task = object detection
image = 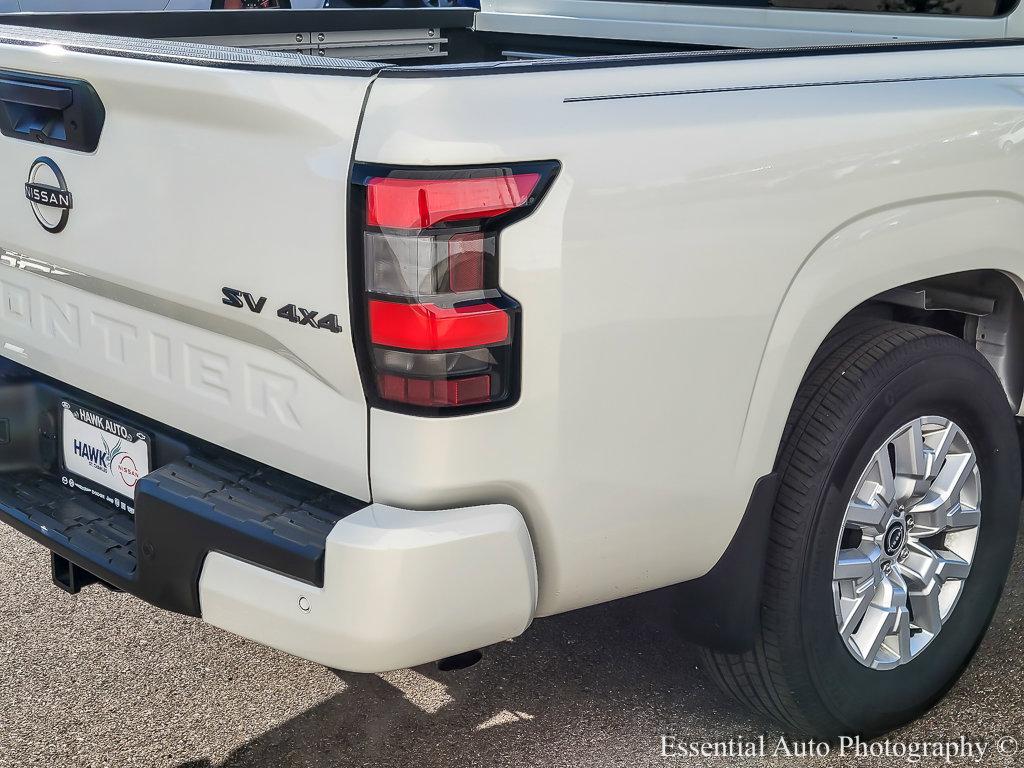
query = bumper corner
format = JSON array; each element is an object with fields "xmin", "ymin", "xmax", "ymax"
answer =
[{"xmin": 198, "ymin": 502, "xmax": 538, "ymax": 673}]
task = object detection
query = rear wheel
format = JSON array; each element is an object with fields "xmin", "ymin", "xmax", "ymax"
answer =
[{"xmin": 702, "ymin": 322, "xmax": 1021, "ymax": 737}]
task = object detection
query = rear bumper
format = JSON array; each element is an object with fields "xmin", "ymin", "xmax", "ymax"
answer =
[
  {"xmin": 200, "ymin": 503, "xmax": 537, "ymax": 673},
  {"xmin": 0, "ymin": 365, "xmax": 538, "ymax": 672}
]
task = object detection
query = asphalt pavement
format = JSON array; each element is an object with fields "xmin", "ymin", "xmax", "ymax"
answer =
[{"xmin": 1, "ymin": 519, "xmax": 1023, "ymax": 768}]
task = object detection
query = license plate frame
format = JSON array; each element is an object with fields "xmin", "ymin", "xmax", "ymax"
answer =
[{"xmin": 59, "ymin": 401, "xmax": 152, "ymax": 513}]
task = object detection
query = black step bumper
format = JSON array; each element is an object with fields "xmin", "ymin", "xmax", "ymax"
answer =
[{"xmin": 0, "ymin": 367, "xmax": 366, "ymax": 616}]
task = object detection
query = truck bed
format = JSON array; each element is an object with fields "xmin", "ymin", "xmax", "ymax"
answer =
[{"xmin": 0, "ymin": 7, "xmax": 718, "ymax": 67}]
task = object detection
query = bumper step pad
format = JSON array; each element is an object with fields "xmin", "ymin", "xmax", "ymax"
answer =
[
  {"xmin": 0, "ymin": 454, "xmax": 365, "ymax": 616},
  {"xmin": 0, "ymin": 472, "xmax": 136, "ymax": 578},
  {"xmin": 152, "ymin": 455, "xmax": 358, "ymax": 559}
]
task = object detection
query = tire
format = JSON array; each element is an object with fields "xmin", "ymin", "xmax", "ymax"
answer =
[{"xmin": 702, "ymin": 321, "xmax": 1022, "ymax": 737}]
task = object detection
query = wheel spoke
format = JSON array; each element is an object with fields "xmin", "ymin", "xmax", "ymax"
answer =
[
  {"xmin": 839, "ymin": 586, "xmax": 875, "ymax": 640},
  {"xmin": 845, "ymin": 498, "xmax": 888, "ymax": 533},
  {"xmin": 852, "ymin": 573, "xmax": 907, "ymax": 664},
  {"xmin": 939, "ymin": 451, "xmax": 976, "ymax": 497},
  {"xmin": 834, "ymin": 548, "xmax": 878, "ymax": 581},
  {"xmin": 908, "ymin": 581, "xmax": 943, "ymax": 634},
  {"xmin": 892, "ymin": 418, "xmax": 927, "ymax": 480},
  {"xmin": 910, "ymin": 451, "xmax": 977, "ymax": 533},
  {"xmin": 873, "ymin": 446, "xmax": 897, "ymax": 506},
  {"xmin": 900, "ymin": 541, "xmax": 970, "ymax": 635},
  {"xmin": 925, "ymin": 422, "xmax": 957, "ymax": 479},
  {"xmin": 945, "ymin": 503, "xmax": 981, "ymax": 533},
  {"xmin": 850, "ymin": 445, "xmax": 896, "ymax": 520},
  {"xmin": 856, "ymin": 606, "xmax": 897, "ymax": 663},
  {"xmin": 900, "ymin": 540, "xmax": 940, "ymax": 587},
  {"xmin": 903, "ymin": 541, "xmax": 971, "ymax": 583},
  {"xmin": 912, "ymin": 497, "xmax": 978, "ymax": 535},
  {"xmin": 836, "ymin": 549, "xmax": 885, "ymax": 639},
  {"xmin": 894, "ymin": 604, "xmax": 913, "ymax": 659},
  {"xmin": 933, "ymin": 549, "xmax": 971, "ymax": 581}
]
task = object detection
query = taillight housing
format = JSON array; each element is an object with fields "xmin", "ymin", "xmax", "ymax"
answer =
[{"xmin": 351, "ymin": 162, "xmax": 559, "ymax": 415}]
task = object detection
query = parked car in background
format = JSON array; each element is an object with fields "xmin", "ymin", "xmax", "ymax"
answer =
[
  {"xmin": 0, "ymin": 1, "xmax": 468, "ymax": 10},
  {"xmin": 0, "ymin": 2, "xmax": 327, "ymax": 10}
]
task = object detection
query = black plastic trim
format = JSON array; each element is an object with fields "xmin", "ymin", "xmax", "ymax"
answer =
[
  {"xmin": 0, "ymin": 363, "xmax": 367, "ymax": 617},
  {"xmin": 671, "ymin": 472, "xmax": 779, "ymax": 652},
  {"xmin": 0, "ymin": 473, "xmax": 140, "ymax": 584},
  {"xmin": 0, "ymin": 70, "xmax": 105, "ymax": 153},
  {"xmin": 134, "ymin": 455, "xmax": 364, "ymax": 615}
]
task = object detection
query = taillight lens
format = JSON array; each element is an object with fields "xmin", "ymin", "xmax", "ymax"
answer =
[
  {"xmin": 351, "ymin": 163, "xmax": 559, "ymax": 414},
  {"xmin": 367, "ymin": 174, "xmax": 542, "ymax": 229}
]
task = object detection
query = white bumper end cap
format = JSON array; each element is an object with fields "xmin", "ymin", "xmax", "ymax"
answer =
[{"xmin": 198, "ymin": 502, "xmax": 537, "ymax": 673}]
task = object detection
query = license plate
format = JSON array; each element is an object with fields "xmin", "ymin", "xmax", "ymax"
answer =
[{"xmin": 61, "ymin": 402, "xmax": 151, "ymax": 511}]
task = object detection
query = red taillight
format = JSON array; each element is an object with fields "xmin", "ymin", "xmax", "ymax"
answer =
[
  {"xmin": 377, "ymin": 373, "xmax": 492, "ymax": 407},
  {"xmin": 354, "ymin": 162, "xmax": 558, "ymax": 413},
  {"xmin": 369, "ymin": 301, "xmax": 510, "ymax": 351},
  {"xmin": 367, "ymin": 174, "xmax": 541, "ymax": 230}
]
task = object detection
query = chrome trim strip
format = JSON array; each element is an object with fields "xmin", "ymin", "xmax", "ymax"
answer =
[{"xmin": 564, "ymin": 71, "xmax": 1023, "ymax": 103}]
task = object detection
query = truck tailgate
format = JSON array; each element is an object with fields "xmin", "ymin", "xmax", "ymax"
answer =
[{"xmin": 0, "ymin": 26, "xmax": 374, "ymax": 500}]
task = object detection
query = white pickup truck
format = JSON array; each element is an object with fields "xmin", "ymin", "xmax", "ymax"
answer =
[{"xmin": 1, "ymin": 0, "xmax": 1023, "ymax": 739}]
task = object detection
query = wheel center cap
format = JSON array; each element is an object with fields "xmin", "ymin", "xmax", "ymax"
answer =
[{"xmin": 883, "ymin": 520, "xmax": 907, "ymax": 557}]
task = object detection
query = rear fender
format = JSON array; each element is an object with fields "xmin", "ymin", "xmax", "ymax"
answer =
[{"xmin": 737, "ymin": 193, "xmax": 1024, "ymax": 483}]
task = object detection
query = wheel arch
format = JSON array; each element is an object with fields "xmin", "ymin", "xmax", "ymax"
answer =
[{"xmin": 736, "ymin": 194, "xmax": 1024, "ymax": 485}]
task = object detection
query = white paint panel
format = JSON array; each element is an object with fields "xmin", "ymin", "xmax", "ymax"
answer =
[
  {"xmin": 360, "ymin": 46, "xmax": 1024, "ymax": 615},
  {"xmin": 0, "ymin": 39, "xmax": 373, "ymax": 499}
]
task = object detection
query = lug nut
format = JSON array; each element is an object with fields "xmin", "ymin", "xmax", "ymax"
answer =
[
  {"xmin": 882, "ymin": 561, "xmax": 893, "ymax": 574},
  {"xmin": 905, "ymin": 515, "xmax": 915, "ymax": 529},
  {"xmin": 899, "ymin": 547, "xmax": 910, "ymax": 561}
]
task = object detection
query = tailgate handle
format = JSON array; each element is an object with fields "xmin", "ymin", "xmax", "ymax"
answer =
[
  {"xmin": 0, "ymin": 71, "xmax": 105, "ymax": 153},
  {"xmin": 0, "ymin": 79, "xmax": 73, "ymax": 111}
]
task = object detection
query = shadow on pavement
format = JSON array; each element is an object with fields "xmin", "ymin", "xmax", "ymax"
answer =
[
  {"xmin": 198, "ymin": 587, "xmax": 759, "ymax": 768},
  {"xmin": 175, "ymin": 522, "xmax": 1024, "ymax": 768}
]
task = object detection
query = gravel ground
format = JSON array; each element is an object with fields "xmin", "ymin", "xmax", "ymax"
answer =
[{"xmin": 1, "ymin": 520, "xmax": 1022, "ymax": 768}]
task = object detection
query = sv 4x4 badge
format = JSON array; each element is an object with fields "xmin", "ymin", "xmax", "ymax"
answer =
[{"xmin": 222, "ymin": 287, "xmax": 343, "ymax": 334}]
